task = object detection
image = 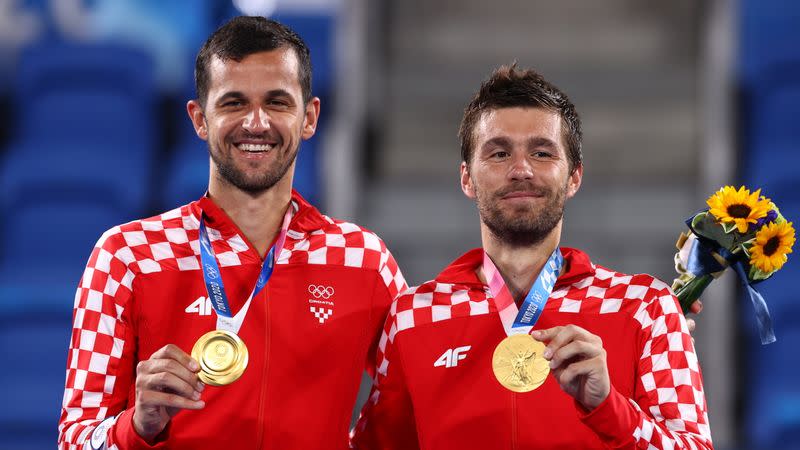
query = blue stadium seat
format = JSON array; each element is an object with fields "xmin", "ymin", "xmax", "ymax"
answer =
[
  {"xmin": 745, "ymin": 322, "xmax": 800, "ymax": 450},
  {"xmin": 0, "ymin": 184, "xmax": 129, "ymax": 310},
  {"xmin": 0, "ymin": 41, "xmax": 160, "ymax": 310},
  {"xmin": 7, "ymin": 41, "xmax": 158, "ymax": 212},
  {"xmin": 739, "ymin": 0, "xmax": 800, "ymax": 86},
  {"xmin": 272, "ymin": 12, "xmax": 335, "ymax": 99},
  {"xmin": 0, "ymin": 308, "xmax": 73, "ymax": 450},
  {"xmin": 742, "ymin": 65, "xmax": 800, "ymax": 187}
]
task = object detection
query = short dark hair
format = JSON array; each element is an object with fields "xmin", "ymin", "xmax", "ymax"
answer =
[
  {"xmin": 195, "ymin": 16, "xmax": 312, "ymax": 107},
  {"xmin": 458, "ymin": 64, "xmax": 582, "ymax": 173}
]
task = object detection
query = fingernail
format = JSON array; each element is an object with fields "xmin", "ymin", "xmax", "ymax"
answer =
[
  {"xmin": 543, "ymin": 348, "xmax": 553, "ymax": 359},
  {"xmin": 192, "ymin": 391, "xmax": 201, "ymax": 400},
  {"xmin": 198, "ymin": 401, "xmax": 206, "ymax": 408},
  {"xmin": 197, "ymin": 382, "xmax": 205, "ymax": 392},
  {"xmin": 189, "ymin": 360, "xmax": 199, "ymax": 371},
  {"xmin": 532, "ymin": 330, "xmax": 542, "ymax": 338}
]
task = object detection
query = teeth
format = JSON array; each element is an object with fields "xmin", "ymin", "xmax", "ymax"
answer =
[{"xmin": 237, "ymin": 143, "xmax": 274, "ymax": 152}]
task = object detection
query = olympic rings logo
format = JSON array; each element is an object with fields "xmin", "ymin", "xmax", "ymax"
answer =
[
  {"xmin": 204, "ymin": 264, "xmax": 219, "ymax": 280},
  {"xmin": 308, "ymin": 284, "xmax": 335, "ymax": 299}
]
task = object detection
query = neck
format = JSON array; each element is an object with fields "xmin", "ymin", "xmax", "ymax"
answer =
[
  {"xmin": 480, "ymin": 222, "xmax": 562, "ymax": 304},
  {"xmin": 207, "ymin": 174, "xmax": 293, "ymax": 259}
]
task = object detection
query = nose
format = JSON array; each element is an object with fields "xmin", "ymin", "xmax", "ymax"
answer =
[
  {"xmin": 508, "ymin": 152, "xmax": 534, "ymax": 180},
  {"xmin": 242, "ymin": 106, "xmax": 270, "ymax": 133}
]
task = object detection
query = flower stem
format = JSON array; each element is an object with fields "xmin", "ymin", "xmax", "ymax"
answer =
[{"xmin": 675, "ymin": 274, "xmax": 714, "ymax": 314}]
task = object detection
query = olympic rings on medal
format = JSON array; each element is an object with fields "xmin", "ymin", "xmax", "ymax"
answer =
[{"xmin": 308, "ymin": 285, "xmax": 335, "ymax": 299}]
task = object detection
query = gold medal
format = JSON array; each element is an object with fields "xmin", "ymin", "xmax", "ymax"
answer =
[
  {"xmin": 191, "ymin": 330, "xmax": 249, "ymax": 386},
  {"xmin": 492, "ymin": 334, "xmax": 549, "ymax": 393}
]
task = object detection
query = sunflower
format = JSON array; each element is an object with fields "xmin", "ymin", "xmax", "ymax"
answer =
[
  {"xmin": 707, "ymin": 186, "xmax": 772, "ymax": 233},
  {"xmin": 749, "ymin": 221, "xmax": 796, "ymax": 273}
]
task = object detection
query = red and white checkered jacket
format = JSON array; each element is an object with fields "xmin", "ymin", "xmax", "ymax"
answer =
[
  {"xmin": 58, "ymin": 190, "xmax": 406, "ymax": 450},
  {"xmin": 352, "ymin": 247, "xmax": 713, "ymax": 450}
]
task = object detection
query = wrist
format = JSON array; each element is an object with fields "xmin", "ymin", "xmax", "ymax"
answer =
[
  {"xmin": 580, "ymin": 384, "xmax": 611, "ymax": 411},
  {"xmin": 133, "ymin": 415, "xmax": 167, "ymax": 445}
]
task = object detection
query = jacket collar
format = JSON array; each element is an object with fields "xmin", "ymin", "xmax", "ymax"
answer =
[
  {"xmin": 190, "ymin": 189, "xmax": 330, "ymax": 239},
  {"xmin": 435, "ymin": 246, "xmax": 595, "ymax": 288}
]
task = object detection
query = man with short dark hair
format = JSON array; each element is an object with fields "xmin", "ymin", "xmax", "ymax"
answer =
[
  {"xmin": 58, "ymin": 16, "xmax": 406, "ymax": 449},
  {"xmin": 351, "ymin": 65, "xmax": 712, "ymax": 449}
]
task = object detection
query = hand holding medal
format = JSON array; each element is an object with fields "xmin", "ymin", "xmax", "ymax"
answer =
[
  {"xmin": 133, "ymin": 344, "xmax": 206, "ymax": 443},
  {"xmin": 533, "ymin": 326, "xmax": 611, "ymax": 411}
]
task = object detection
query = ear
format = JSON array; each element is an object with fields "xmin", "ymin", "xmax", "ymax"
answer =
[
  {"xmin": 565, "ymin": 163, "xmax": 583, "ymax": 199},
  {"xmin": 187, "ymin": 100, "xmax": 208, "ymax": 140},
  {"xmin": 460, "ymin": 161, "xmax": 476, "ymax": 199},
  {"xmin": 301, "ymin": 97, "xmax": 321, "ymax": 140}
]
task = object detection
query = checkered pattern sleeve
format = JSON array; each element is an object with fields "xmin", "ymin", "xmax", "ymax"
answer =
[
  {"xmin": 579, "ymin": 279, "xmax": 713, "ymax": 449},
  {"xmin": 351, "ymin": 289, "xmax": 420, "ymax": 450},
  {"xmin": 364, "ymin": 242, "xmax": 408, "ymax": 380},
  {"xmin": 58, "ymin": 228, "xmax": 139, "ymax": 450}
]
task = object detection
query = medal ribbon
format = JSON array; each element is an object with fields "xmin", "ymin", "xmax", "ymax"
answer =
[
  {"xmin": 483, "ymin": 248, "xmax": 563, "ymax": 336},
  {"xmin": 199, "ymin": 205, "xmax": 293, "ymax": 334}
]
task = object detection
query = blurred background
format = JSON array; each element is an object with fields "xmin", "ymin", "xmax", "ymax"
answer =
[{"xmin": 0, "ymin": 0, "xmax": 797, "ymax": 448}]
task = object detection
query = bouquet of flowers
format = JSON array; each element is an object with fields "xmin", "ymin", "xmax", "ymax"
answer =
[{"xmin": 672, "ymin": 186, "xmax": 795, "ymax": 344}]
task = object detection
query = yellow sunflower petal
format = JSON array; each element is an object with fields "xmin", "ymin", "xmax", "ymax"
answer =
[
  {"xmin": 707, "ymin": 185, "xmax": 772, "ymax": 232},
  {"xmin": 750, "ymin": 221, "xmax": 795, "ymax": 273}
]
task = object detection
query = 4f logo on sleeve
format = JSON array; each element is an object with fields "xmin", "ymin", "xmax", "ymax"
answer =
[
  {"xmin": 185, "ymin": 296, "xmax": 212, "ymax": 316},
  {"xmin": 434, "ymin": 346, "xmax": 472, "ymax": 368}
]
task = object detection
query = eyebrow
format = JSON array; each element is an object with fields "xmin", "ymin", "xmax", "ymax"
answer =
[
  {"xmin": 526, "ymin": 137, "xmax": 558, "ymax": 150},
  {"xmin": 480, "ymin": 136, "xmax": 558, "ymax": 152},
  {"xmin": 215, "ymin": 89, "xmax": 296, "ymax": 105},
  {"xmin": 481, "ymin": 136, "xmax": 513, "ymax": 151}
]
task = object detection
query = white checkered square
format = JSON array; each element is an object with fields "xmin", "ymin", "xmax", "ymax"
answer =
[
  {"xmin": 396, "ymin": 309, "xmax": 415, "ymax": 332},
  {"xmin": 177, "ymin": 256, "xmax": 200, "ymax": 271},
  {"xmin": 345, "ymin": 247, "xmax": 365, "ymax": 267},
  {"xmin": 625, "ymin": 283, "xmax": 650, "ymax": 300},
  {"xmin": 431, "ymin": 305, "xmax": 452, "ymax": 322},
  {"xmin": 149, "ymin": 242, "xmax": 174, "ymax": 261},
  {"xmin": 215, "ymin": 251, "xmax": 241, "ymax": 267},
  {"xmin": 137, "ymin": 258, "xmax": 161, "ymax": 274},
  {"xmin": 326, "ymin": 233, "xmax": 346, "ymax": 247},
  {"xmin": 310, "ymin": 307, "xmax": 333, "ymax": 323},
  {"xmin": 165, "ymin": 227, "xmax": 189, "ymax": 244},
  {"xmin": 599, "ymin": 297, "xmax": 622, "ymax": 313},
  {"xmin": 587, "ymin": 285, "xmax": 606, "ymax": 298},
  {"xmin": 559, "ymin": 298, "xmax": 582, "ymax": 313}
]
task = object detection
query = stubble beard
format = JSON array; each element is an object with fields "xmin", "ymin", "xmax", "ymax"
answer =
[
  {"xmin": 208, "ymin": 137, "xmax": 298, "ymax": 195},
  {"xmin": 475, "ymin": 179, "xmax": 568, "ymax": 247}
]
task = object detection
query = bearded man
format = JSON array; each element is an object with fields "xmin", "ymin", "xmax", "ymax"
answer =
[{"xmin": 352, "ymin": 65, "xmax": 712, "ymax": 450}]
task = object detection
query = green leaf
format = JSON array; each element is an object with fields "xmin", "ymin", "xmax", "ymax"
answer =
[
  {"xmin": 748, "ymin": 265, "xmax": 773, "ymax": 281},
  {"xmin": 721, "ymin": 221, "xmax": 738, "ymax": 234},
  {"xmin": 691, "ymin": 212, "xmax": 735, "ymax": 249}
]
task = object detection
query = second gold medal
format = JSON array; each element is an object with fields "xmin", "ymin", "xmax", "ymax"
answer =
[{"xmin": 191, "ymin": 330, "xmax": 249, "ymax": 386}]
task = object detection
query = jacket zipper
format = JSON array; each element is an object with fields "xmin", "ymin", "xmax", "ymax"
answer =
[
  {"xmin": 511, "ymin": 393, "xmax": 518, "ymax": 450},
  {"xmin": 255, "ymin": 293, "xmax": 271, "ymax": 449}
]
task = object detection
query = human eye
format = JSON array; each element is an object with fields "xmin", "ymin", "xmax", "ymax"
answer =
[
  {"xmin": 531, "ymin": 150, "xmax": 555, "ymax": 159},
  {"xmin": 221, "ymin": 99, "xmax": 243, "ymax": 108},
  {"xmin": 267, "ymin": 98, "xmax": 291, "ymax": 108}
]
